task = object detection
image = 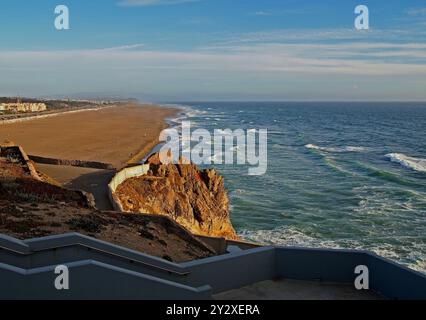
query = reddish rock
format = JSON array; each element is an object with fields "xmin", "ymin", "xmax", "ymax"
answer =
[{"xmin": 115, "ymin": 153, "xmax": 238, "ymax": 240}]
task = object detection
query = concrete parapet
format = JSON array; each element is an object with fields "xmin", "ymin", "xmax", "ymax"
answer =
[
  {"xmin": 29, "ymin": 155, "xmax": 114, "ymax": 170},
  {"xmin": 0, "ymin": 232, "xmax": 425, "ymax": 299},
  {"xmin": 0, "ymin": 145, "xmax": 96, "ymax": 209},
  {"xmin": 108, "ymin": 164, "xmax": 150, "ymax": 211},
  {"xmin": 0, "ymin": 145, "xmax": 42, "ymax": 181},
  {"xmin": 195, "ymin": 235, "xmax": 261, "ymax": 254}
]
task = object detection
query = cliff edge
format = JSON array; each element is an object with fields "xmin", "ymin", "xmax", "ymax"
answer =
[
  {"xmin": 115, "ymin": 153, "xmax": 238, "ymax": 240},
  {"xmin": 0, "ymin": 143, "xmax": 216, "ymax": 262}
]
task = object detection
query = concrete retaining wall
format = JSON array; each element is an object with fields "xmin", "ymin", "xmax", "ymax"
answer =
[
  {"xmin": 195, "ymin": 235, "xmax": 261, "ymax": 254},
  {"xmin": 0, "ymin": 232, "xmax": 425, "ymax": 299},
  {"xmin": 0, "ymin": 261, "xmax": 211, "ymax": 300},
  {"xmin": 0, "ymin": 145, "xmax": 41, "ymax": 181},
  {"xmin": 0, "ymin": 233, "xmax": 188, "ymax": 278},
  {"xmin": 29, "ymin": 155, "xmax": 114, "ymax": 170},
  {"xmin": 108, "ymin": 164, "xmax": 150, "ymax": 212},
  {"xmin": 0, "ymin": 145, "xmax": 96, "ymax": 209},
  {"xmin": 183, "ymin": 247, "xmax": 277, "ymax": 293}
]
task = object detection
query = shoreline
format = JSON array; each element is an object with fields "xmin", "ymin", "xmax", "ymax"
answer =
[
  {"xmin": 130, "ymin": 103, "xmax": 189, "ymax": 164},
  {"xmin": 120, "ymin": 103, "xmax": 182, "ymax": 167},
  {"xmin": 0, "ymin": 103, "xmax": 179, "ymax": 210},
  {"xmin": 0, "ymin": 103, "xmax": 179, "ymax": 170},
  {"xmin": 125, "ymin": 114, "xmax": 173, "ymax": 166}
]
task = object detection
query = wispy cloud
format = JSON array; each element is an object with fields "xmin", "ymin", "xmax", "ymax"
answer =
[
  {"xmin": 118, "ymin": 0, "xmax": 199, "ymax": 6},
  {"xmin": 2, "ymin": 44, "xmax": 425, "ymax": 100},
  {"xmin": 219, "ymin": 28, "xmax": 426, "ymax": 45},
  {"xmin": 406, "ymin": 7, "xmax": 426, "ymax": 16},
  {"xmin": 96, "ymin": 44, "xmax": 145, "ymax": 51},
  {"xmin": 2, "ymin": 41, "xmax": 426, "ymax": 77},
  {"xmin": 250, "ymin": 9, "xmax": 309, "ymax": 17}
]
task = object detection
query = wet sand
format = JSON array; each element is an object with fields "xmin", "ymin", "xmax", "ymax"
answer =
[{"xmin": 0, "ymin": 104, "xmax": 177, "ymax": 169}]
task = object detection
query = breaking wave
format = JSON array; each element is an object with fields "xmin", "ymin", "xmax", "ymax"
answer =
[
  {"xmin": 385, "ymin": 153, "xmax": 426, "ymax": 173},
  {"xmin": 240, "ymin": 226, "xmax": 340, "ymax": 248},
  {"xmin": 305, "ymin": 144, "xmax": 367, "ymax": 153}
]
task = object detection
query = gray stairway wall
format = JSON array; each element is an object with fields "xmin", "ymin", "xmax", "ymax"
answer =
[
  {"xmin": 183, "ymin": 247, "xmax": 277, "ymax": 293},
  {"xmin": 1, "ymin": 233, "xmax": 425, "ymax": 299},
  {"xmin": 0, "ymin": 233, "xmax": 190, "ymax": 284},
  {"xmin": 0, "ymin": 260, "xmax": 211, "ymax": 300}
]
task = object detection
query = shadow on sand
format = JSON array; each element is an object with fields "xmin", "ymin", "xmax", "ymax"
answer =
[{"xmin": 65, "ymin": 169, "xmax": 116, "ymax": 211}]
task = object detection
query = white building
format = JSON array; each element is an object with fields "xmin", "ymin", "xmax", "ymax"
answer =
[{"xmin": 0, "ymin": 102, "xmax": 47, "ymax": 113}]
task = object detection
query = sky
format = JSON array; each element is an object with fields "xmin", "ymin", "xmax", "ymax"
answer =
[{"xmin": 0, "ymin": 0, "xmax": 426, "ymax": 101}]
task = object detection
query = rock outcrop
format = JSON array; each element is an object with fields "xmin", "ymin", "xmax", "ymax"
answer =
[
  {"xmin": 115, "ymin": 153, "xmax": 238, "ymax": 240},
  {"xmin": 0, "ymin": 146, "xmax": 216, "ymax": 262}
]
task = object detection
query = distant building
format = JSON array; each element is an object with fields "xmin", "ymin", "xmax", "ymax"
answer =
[{"xmin": 0, "ymin": 102, "xmax": 47, "ymax": 113}]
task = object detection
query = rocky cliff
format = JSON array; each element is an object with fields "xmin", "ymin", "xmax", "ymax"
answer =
[
  {"xmin": 0, "ymin": 144, "xmax": 216, "ymax": 262},
  {"xmin": 115, "ymin": 153, "xmax": 238, "ymax": 240}
]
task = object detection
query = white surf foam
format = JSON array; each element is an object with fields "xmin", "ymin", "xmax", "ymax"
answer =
[
  {"xmin": 162, "ymin": 103, "xmax": 207, "ymax": 124},
  {"xmin": 239, "ymin": 226, "xmax": 341, "ymax": 248},
  {"xmin": 239, "ymin": 226, "xmax": 426, "ymax": 274},
  {"xmin": 385, "ymin": 153, "xmax": 426, "ymax": 173},
  {"xmin": 305, "ymin": 144, "xmax": 367, "ymax": 153}
]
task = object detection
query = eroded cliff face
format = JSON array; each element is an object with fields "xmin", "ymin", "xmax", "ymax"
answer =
[
  {"xmin": 0, "ymin": 145, "xmax": 216, "ymax": 262},
  {"xmin": 115, "ymin": 153, "xmax": 238, "ymax": 240}
]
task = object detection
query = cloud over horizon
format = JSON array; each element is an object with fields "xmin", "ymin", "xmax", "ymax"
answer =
[
  {"xmin": 118, "ymin": 0, "xmax": 199, "ymax": 6},
  {"xmin": 1, "ymin": 0, "xmax": 426, "ymax": 100},
  {"xmin": 2, "ymin": 38, "xmax": 426, "ymax": 100}
]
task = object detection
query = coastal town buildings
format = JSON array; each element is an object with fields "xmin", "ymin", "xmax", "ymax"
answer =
[{"xmin": 0, "ymin": 101, "xmax": 47, "ymax": 113}]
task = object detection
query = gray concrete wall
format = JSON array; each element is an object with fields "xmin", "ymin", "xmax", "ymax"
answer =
[
  {"xmin": 275, "ymin": 247, "xmax": 426, "ymax": 299},
  {"xmin": 0, "ymin": 261, "xmax": 211, "ymax": 300},
  {"xmin": 275, "ymin": 247, "xmax": 369, "ymax": 282},
  {"xmin": 107, "ymin": 164, "xmax": 150, "ymax": 211},
  {"xmin": 0, "ymin": 145, "xmax": 42, "ymax": 181},
  {"xmin": 366, "ymin": 253, "xmax": 426, "ymax": 300},
  {"xmin": 29, "ymin": 155, "xmax": 114, "ymax": 170},
  {"xmin": 1, "ymin": 232, "xmax": 425, "ymax": 299},
  {"xmin": 195, "ymin": 235, "xmax": 261, "ymax": 254},
  {"xmin": 183, "ymin": 247, "xmax": 277, "ymax": 293},
  {"xmin": 1, "ymin": 233, "xmax": 186, "ymax": 275}
]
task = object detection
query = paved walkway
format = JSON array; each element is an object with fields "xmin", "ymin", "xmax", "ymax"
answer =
[
  {"xmin": 35, "ymin": 163, "xmax": 115, "ymax": 211},
  {"xmin": 214, "ymin": 279, "xmax": 383, "ymax": 300}
]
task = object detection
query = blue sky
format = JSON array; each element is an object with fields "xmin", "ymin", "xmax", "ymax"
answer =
[{"xmin": 1, "ymin": 0, "xmax": 426, "ymax": 101}]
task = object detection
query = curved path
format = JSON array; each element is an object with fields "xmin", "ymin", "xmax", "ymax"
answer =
[{"xmin": 35, "ymin": 163, "xmax": 115, "ymax": 211}]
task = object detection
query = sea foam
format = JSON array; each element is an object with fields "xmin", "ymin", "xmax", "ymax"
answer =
[
  {"xmin": 239, "ymin": 226, "xmax": 426, "ymax": 273},
  {"xmin": 385, "ymin": 153, "xmax": 426, "ymax": 173},
  {"xmin": 305, "ymin": 144, "xmax": 366, "ymax": 153}
]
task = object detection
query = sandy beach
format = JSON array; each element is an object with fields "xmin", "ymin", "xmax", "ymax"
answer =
[
  {"xmin": 0, "ymin": 103, "xmax": 177, "ymax": 169},
  {"xmin": 0, "ymin": 103, "xmax": 178, "ymax": 210}
]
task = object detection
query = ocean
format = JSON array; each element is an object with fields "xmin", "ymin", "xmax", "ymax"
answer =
[{"xmin": 164, "ymin": 102, "xmax": 426, "ymax": 274}]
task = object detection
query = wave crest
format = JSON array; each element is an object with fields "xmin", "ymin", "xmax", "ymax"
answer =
[
  {"xmin": 305, "ymin": 144, "xmax": 367, "ymax": 153},
  {"xmin": 385, "ymin": 153, "xmax": 426, "ymax": 173}
]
